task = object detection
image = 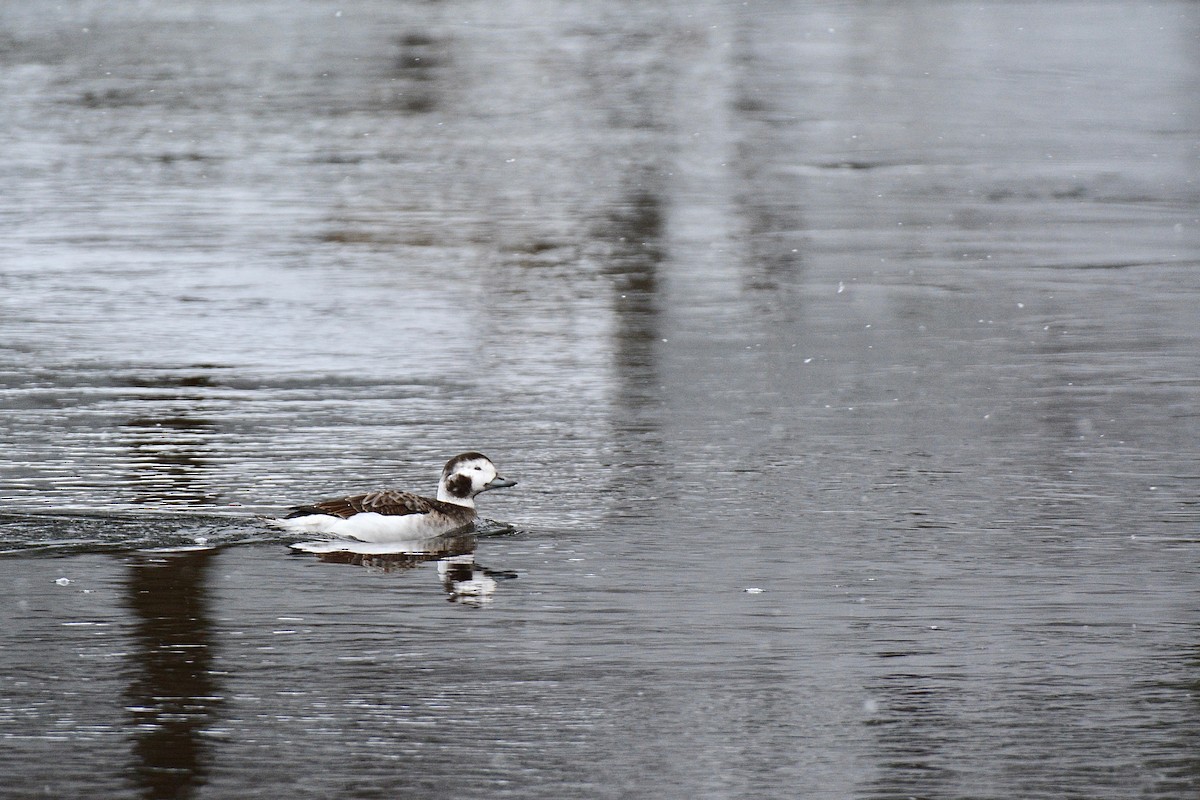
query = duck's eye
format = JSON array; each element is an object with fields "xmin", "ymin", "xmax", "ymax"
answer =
[{"xmin": 473, "ymin": 466, "xmax": 483, "ymax": 471}]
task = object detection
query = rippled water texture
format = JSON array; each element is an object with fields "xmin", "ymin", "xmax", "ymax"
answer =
[{"xmin": 2, "ymin": 1, "xmax": 1199, "ymax": 798}]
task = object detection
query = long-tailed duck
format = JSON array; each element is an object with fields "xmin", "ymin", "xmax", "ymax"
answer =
[{"xmin": 264, "ymin": 452, "xmax": 516, "ymax": 543}]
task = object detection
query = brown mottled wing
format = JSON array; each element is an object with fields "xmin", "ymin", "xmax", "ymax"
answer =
[{"xmin": 286, "ymin": 490, "xmax": 436, "ymax": 519}]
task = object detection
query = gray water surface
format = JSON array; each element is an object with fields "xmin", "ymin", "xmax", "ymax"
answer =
[{"xmin": 2, "ymin": 2, "xmax": 1199, "ymax": 798}]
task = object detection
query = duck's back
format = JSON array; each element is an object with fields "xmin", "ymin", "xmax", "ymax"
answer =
[{"xmin": 277, "ymin": 490, "xmax": 477, "ymax": 541}]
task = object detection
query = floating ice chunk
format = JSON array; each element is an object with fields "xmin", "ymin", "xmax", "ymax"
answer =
[
  {"xmin": 55, "ymin": 577, "xmax": 72, "ymax": 586},
  {"xmin": 744, "ymin": 587, "xmax": 764, "ymax": 594}
]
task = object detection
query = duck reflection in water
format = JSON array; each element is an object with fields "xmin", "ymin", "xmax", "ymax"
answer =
[{"xmin": 290, "ymin": 533, "xmax": 517, "ymax": 605}]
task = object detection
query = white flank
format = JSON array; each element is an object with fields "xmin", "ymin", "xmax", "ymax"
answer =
[{"xmin": 265, "ymin": 512, "xmax": 466, "ymax": 542}]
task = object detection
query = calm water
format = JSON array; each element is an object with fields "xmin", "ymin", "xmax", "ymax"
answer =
[{"xmin": 2, "ymin": 1, "xmax": 1199, "ymax": 798}]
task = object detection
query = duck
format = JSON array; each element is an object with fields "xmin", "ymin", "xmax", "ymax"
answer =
[{"xmin": 263, "ymin": 452, "xmax": 516, "ymax": 543}]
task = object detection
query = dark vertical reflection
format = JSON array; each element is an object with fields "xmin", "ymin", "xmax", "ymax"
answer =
[
  {"xmin": 1025, "ymin": 330, "xmax": 1106, "ymax": 530},
  {"xmin": 729, "ymin": 9, "xmax": 808, "ymax": 307},
  {"xmin": 730, "ymin": 53, "xmax": 807, "ymax": 317},
  {"xmin": 121, "ymin": 373, "xmax": 220, "ymax": 507},
  {"xmin": 597, "ymin": 176, "xmax": 666, "ymax": 432},
  {"xmin": 1143, "ymin": 642, "xmax": 1200, "ymax": 795},
  {"xmin": 860, "ymin": 671, "xmax": 960, "ymax": 800},
  {"xmin": 123, "ymin": 414, "xmax": 218, "ymax": 506},
  {"xmin": 123, "ymin": 550, "xmax": 221, "ymax": 800},
  {"xmin": 388, "ymin": 31, "xmax": 447, "ymax": 114}
]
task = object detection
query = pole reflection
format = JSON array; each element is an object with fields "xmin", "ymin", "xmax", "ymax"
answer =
[
  {"xmin": 123, "ymin": 549, "xmax": 221, "ymax": 799},
  {"xmin": 121, "ymin": 413, "xmax": 219, "ymax": 507}
]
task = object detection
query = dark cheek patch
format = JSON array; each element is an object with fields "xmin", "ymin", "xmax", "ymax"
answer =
[{"xmin": 446, "ymin": 474, "xmax": 473, "ymax": 498}]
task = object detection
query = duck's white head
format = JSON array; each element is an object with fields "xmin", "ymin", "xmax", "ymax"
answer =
[{"xmin": 437, "ymin": 452, "xmax": 517, "ymax": 507}]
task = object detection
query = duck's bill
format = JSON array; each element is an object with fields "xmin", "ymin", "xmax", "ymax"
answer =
[{"xmin": 483, "ymin": 476, "xmax": 518, "ymax": 491}]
